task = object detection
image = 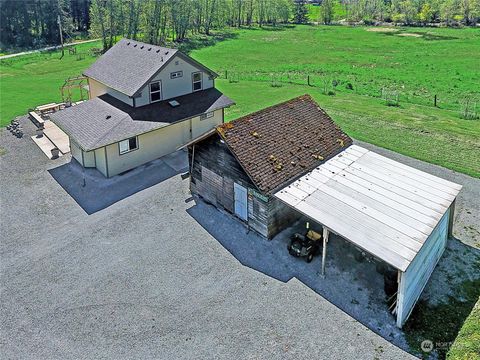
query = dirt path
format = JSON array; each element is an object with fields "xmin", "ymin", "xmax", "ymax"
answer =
[{"xmin": 0, "ymin": 39, "xmax": 100, "ymax": 60}]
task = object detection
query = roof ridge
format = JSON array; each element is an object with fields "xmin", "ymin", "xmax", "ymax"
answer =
[
  {"xmin": 119, "ymin": 38, "xmax": 177, "ymax": 52},
  {"xmin": 217, "ymin": 94, "xmax": 313, "ymax": 130}
]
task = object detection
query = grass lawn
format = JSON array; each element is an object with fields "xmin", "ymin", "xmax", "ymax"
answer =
[
  {"xmin": 217, "ymin": 80, "xmax": 480, "ymax": 178},
  {"xmin": 192, "ymin": 25, "xmax": 480, "ymax": 111},
  {"xmin": 0, "ymin": 41, "xmax": 102, "ymax": 125},
  {"xmin": 0, "ymin": 25, "xmax": 479, "ymax": 177},
  {"xmin": 447, "ymin": 298, "xmax": 480, "ymax": 360}
]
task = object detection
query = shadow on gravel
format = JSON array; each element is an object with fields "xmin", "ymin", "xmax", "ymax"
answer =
[
  {"xmin": 187, "ymin": 198, "xmax": 408, "ymax": 348},
  {"xmin": 187, "ymin": 198, "xmax": 480, "ymax": 357},
  {"xmin": 49, "ymin": 151, "xmax": 188, "ymax": 214}
]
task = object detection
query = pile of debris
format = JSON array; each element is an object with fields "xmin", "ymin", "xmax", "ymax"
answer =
[{"xmin": 6, "ymin": 119, "xmax": 23, "ymax": 138}]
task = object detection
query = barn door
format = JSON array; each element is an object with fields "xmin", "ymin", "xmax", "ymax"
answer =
[{"xmin": 234, "ymin": 183, "xmax": 248, "ymax": 221}]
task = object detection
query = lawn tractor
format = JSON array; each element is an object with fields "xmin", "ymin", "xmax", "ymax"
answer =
[{"xmin": 287, "ymin": 222, "xmax": 322, "ymax": 263}]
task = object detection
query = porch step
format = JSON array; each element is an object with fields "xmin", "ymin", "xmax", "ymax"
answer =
[
  {"xmin": 31, "ymin": 134, "xmax": 63, "ymax": 160},
  {"xmin": 43, "ymin": 121, "xmax": 70, "ymax": 154}
]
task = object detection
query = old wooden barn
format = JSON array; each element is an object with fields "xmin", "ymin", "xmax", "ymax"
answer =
[
  {"xmin": 185, "ymin": 95, "xmax": 352, "ymax": 239},
  {"xmin": 184, "ymin": 94, "xmax": 462, "ymax": 327}
]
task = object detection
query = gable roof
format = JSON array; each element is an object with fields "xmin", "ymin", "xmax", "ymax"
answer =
[
  {"xmin": 215, "ymin": 95, "xmax": 352, "ymax": 195},
  {"xmin": 83, "ymin": 38, "xmax": 217, "ymax": 97},
  {"xmin": 50, "ymin": 88, "xmax": 234, "ymax": 151}
]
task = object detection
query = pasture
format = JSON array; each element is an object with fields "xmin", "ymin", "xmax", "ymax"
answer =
[{"xmin": 0, "ymin": 25, "xmax": 479, "ymax": 177}]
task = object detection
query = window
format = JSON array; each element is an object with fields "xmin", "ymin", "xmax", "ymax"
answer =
[
  {"xmin": 150, "ymin": 81, "xmax": 161, "ymax": 103},
  {"xmin": 200, "ymin": 112, "xmax": 214, "ymax": 120},
  {"xmin": 192, "ymin": 72, "xmax": 202, "ymax": 92},
  {"xmin": 119, "ymin": 137, "xmax": 138, "ymax": 154},
  {"xmin": 170, "ymin": 71, "xmax": 183, "ymax": 79}
]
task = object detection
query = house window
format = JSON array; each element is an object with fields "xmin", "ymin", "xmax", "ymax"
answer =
[
  {"xmin": 170, "ymin": 71, "xmax": 183, "ymax": 79},
  {"xmin": 119, "ymin": 137, "xmax": 138, "ymax": 155},
  {"xmin": 150, "ymin": 81, "xmax": 161, "ymax": 103},
  {"xmin": 192, "ymin": 72, "xmax": 202, "ymax": 92},
  {"xmin": 200, "ymin": 112, "xmax": 214, "ymax": 120}
]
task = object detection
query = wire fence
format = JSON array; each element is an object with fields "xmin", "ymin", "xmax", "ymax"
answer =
[{"xmin": 217, "ymin": 69, "xmax": 479, "ymax": 119}]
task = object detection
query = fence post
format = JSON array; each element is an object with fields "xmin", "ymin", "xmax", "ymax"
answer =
[
  {"xmin": 308, "ymin": 75, "xmax": 311, "ymax": 86},
  {"xmin": 225, "ymin": 70, "xmax": 228, "ymax": 79},
  {"xmin": 434, "ymin": 94, "xmax": 437, "ymax": 107}
]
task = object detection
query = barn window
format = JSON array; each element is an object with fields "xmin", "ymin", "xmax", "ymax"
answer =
[
  {"xmin": 150, "ymin": 81, "xmax": 161, "ymax": 102},
  {"xmin": 170, "ymin": 71, "xmax": 183, "ymax": 79},
  {"xmin": 119, "ymin": 136, "xmax": 138, "ymax": 155},
  {"xmin": 192, "ymin": 72, "xmax": 202, "ymax": 92},
  {"xmin": 200, "ymin": 111, "xmax": 214, "ymax": 120}
]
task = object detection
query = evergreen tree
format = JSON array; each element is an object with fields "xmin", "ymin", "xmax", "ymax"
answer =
[{"xmin": 293, "ymin": 0, "xmax": 309, "ymax": 24}]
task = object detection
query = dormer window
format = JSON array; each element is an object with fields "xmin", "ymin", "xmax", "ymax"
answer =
[
  {"xmin": 150, "ymin": 81, "xmax": 161, "ymax": 103},
  {"xmin": 192, "ymin": 72, "xmax": 202, "ymax": 92}
]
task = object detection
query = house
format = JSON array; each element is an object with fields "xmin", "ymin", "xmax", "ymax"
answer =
[
  {"xmin": 186, "ymin": 95, "xmax": 353, "ymax": 239},
  {"xmin": 187, "ymin": 94, "xmax": 462, "ymax": 328},
  {"xmin": 50, "ymin": 38, "xmax": 234, "ymax": 177}
]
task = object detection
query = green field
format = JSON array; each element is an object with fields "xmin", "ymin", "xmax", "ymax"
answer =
[{"xmin": 1, "ymin": 25, "xmax": 479, "ymax": 177}]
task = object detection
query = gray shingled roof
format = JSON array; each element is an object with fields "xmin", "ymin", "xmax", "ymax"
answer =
[
  {"xmin": 50, "ymin": 88, "xmax": 234, "ymax": 151},
  {"xmin": 84, "ymin": 39, "xmax": 178, "ymax": 97}
]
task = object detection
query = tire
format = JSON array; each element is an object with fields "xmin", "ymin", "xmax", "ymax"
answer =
[{"xmin": 306, "ymin": 253, "xmax": 313, "ymax": 263}]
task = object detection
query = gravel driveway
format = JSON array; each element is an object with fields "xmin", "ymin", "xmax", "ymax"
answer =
[{"xmin": 1, "ymin": 117, "xmax": 477, "ymax": 359}]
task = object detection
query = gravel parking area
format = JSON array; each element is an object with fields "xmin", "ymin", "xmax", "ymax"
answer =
[{"xmin": 1, "ymin": 117, "xmax": 478, "ymax": 359}]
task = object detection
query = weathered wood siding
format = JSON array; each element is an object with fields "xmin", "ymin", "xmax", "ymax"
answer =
[
  {"xmin": 268, "ymin": 196, "xmax": 301, "ymax": 239},
  {"xmin": 189, "ymin": 134, "xmax": 254, "ymax": 210},
  {"xmin": 189, "ymin": 135, "xmax": 298, "ymax": 239},
  {"xmin": 396, "ymin": 207, "xmax": 450, "ymax": 327}
]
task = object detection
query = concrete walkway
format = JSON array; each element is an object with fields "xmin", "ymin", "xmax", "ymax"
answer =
[{"xmin": 30, "ymin": 120, "xmax": 70, "ymax": 159}]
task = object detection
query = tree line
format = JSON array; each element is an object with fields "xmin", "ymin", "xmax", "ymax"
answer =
[
  {"xmin": 1, "ymin": 0, "xmax": 478, "ymax": 52},
  {"xmin": 318, "ymin": 0, "xmax": 480, "ymax": 26}
]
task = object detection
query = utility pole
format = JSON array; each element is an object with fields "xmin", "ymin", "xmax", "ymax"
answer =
[{"xmin": 58, "ymin": 15, "xmax": 64, "ymax": 59}]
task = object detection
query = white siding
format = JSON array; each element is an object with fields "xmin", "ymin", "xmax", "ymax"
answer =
[
  {"xmin": 105, "ymin": 120, "xmax": 191, "ymax": 176},
  {"xmin": 396, "ymin": 207, "xmax": 450, "ymax": 327},
  {"xmin": 135, "ymin": 54, "xmax": 214, "ymax": 107},
  {"xmin": 95, "ymin": 147, "xmax": 108, "ymax": 177},
  {"xmin": 70, "ymin": 139, "xmax": 83, "ymax": 165},
  {"xmin": 88, "ymin": 78, "xmax": 107, "ymax": 99},
  {"xmin": 88, "ymin": 77, "xmax": 133, "ymax": 105},
  {"xmin": 83, "ymin": 150, "xmax": 95, "ymax": 167},
  {"xmin": 192, "ymin": 109, "xmax": 223, "ymax": 138}
]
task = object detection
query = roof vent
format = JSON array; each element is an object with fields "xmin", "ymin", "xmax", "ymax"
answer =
[
  {"xmin": 127, "ymin": 42, "xmax": 130, "ymax": 45},
  {"xmin": 168, "ymin": 100, "xmax": 180, "ymax": 108},
  {"xmin": 156, "ymin": 49, "xmax": 160, "ymax": 53},
  {"xmin": 148, "ymin": 47, "xmax": 152, "ymax": 51},
  {"xmin": 140, "ymin": 45, "xmax": 144, "ymax": 49},
  {"xmin": 106, "ymin": 115, "xmax": 111, "ymax": 119},
  {"xmin": 133, "ymin": 44, "xmax": 137, "ymax": 47},
  {"xmin": 165, "ymin": 51, "xmax": 169, "ymax": 55}
]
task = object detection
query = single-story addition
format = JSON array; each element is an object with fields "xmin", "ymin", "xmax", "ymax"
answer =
[
  {"xmin": 186, "ymin": 95, "xmax": 353, "ymax": 239},
  {"xmin": 187, "ymin": 95, "xmax": 462, "ymax": 328},
  {"xmin": 51, "ymin": 38, "xmax": 234, "ymax": 177}
]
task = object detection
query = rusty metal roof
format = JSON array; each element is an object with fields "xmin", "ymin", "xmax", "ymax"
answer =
[{"xmin": 217, "ymin": 95, "xmax": 352, "ymax": 194}]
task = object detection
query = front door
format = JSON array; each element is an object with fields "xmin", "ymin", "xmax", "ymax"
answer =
[{"xmin": 234, "ymin": 183, "xmax": 248, "ymax": 221}]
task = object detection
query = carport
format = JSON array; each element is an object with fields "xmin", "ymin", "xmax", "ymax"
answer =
[{"xmin": 274, "ymin": 145, "xmax": 462, "ymax": 327}]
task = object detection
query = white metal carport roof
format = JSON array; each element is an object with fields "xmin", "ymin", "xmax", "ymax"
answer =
[{"xmin": 274, "ymin": 145, "xmax": 462, "ymax": 272}]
